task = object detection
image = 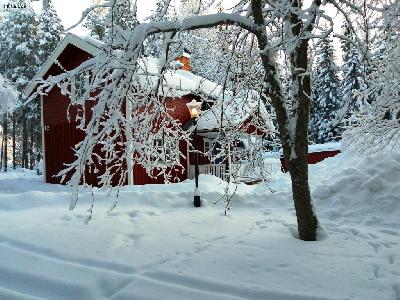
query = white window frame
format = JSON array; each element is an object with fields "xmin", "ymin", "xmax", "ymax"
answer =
[
  {"xmin": 152, "ymin": 137, "xmax": 180, "ymax": 165},
  {"xmin": 71, "ymin": 71, "xmax": 90, "ymax": 102},
  {"xmin": 204, "ymin": 138, "xmax": 213, "ymax": 157}
]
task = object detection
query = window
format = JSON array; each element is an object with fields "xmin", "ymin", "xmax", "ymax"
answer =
[
  {"xmin": 152, "ymin": 137, "xmax": 179, "ymax": 165},
  {"xmin": 71, "ymin": 72, "xmax": 90, "ymax": 102},
  {"xmin": 204, "ymin": 139, "xmax": 212, "ymax": 155}
]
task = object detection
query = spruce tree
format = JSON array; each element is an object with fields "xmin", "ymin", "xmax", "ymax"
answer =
[
  {"xmin": 145, "ymin": 0, "xmax": 175, "ymax": 57},
  {"xmin": 38, "ymin": 1, "xmax": 64, "ymax": 62},
  {"xmin": 0, "ymin": 74, "xmax": 18, "ymax": 172},
  {"xmin": 84, "ymin": 0, "xmax": 138, "ymax": 42},
  {"xmin": 0, "ymin": 0, "xmax": 40, "ymax": 169},
  {"xmin": 340, "ymin": 22, "xmax": 364, "ymax": 127},
  {"xmin": 111, "ymin": 0, "xmax": 138, "ymax": 31},
  {"xmin": 310, "ymin": 33, "xmax": 342, "ymax": 143},
  {"xmin": 84, "ymin": 0, "xmax": 109, "ymax": 41},
  {"xmin": 0, "ymin": 0, "xmax": 39, "ymax": 88}
]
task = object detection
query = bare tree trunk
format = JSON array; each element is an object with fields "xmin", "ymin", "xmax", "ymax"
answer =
[
  {"xmin": 34, "ymin": 122, "xmax": 41, "ymax": 167},
  {"xmin": 12, "ymin": 112, "xmax": 16, "ymax": 169},
  {"xmin": 251, "ymin": 0, "xmax": 319, "ymax": 241},
  {"xmin": 0, "ymin": 135, "xmax": 3, "ymax": 171},
  {"xmin": 29, "ymin": 120, "xmax": 34, "ymax": 170},
  {"xmin": 22, "ymin": 113, "xmax": 28, "ymax": 169},
  {"xmin": 3, "ymin": 113, "xmax": 8, "ymax": 172},
  {"xmin": 287, "ymin": 0, "xmax": 319, "ymax": 241}
]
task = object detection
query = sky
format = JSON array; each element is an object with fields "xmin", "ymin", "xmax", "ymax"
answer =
[
  {"xmin": 29, "ymin": 0, "xmax": 158, "ymax": 30},
  {"xmin": 0, "ymin": 0, "xmax": 343, "ymax": 62},
  {"xmin": 1, "ymin": 0, "xmax": 341, "ymax": 35}
]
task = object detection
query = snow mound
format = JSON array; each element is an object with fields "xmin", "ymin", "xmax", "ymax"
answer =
[
  {"xmin": 308, "ymin": 142, "xmax": 341, "ymax": 153},
  {"xmin": 313, "ymin": 153, "xmax": 400, "ymax": 228},
  {"xmin": 0, "ymin": 156, "xmax": 399, "ymax": 299}
]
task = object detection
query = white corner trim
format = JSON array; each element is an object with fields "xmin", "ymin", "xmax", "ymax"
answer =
[
  {"xmin": 126, "ymin": 99, "xmax": 134, "ymax": 185},
  {"xmin": 40, "ymin": 95, "xmax": 46, "ymax": 182}
]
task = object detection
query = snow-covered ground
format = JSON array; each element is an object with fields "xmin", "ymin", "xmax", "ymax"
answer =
[{"xmin": 0, "ymin": 154, "xmax": 399, "ymax": 300}]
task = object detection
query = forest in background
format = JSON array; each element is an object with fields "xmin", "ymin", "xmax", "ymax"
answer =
[{"xmin": 0, "ymin": 0, "xmax": 398, "ymax": 172}]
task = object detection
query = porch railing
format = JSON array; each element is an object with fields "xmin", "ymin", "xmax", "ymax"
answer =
[
  {"xmin": 188, "ymin": 164, "xmax": 230, "ymax": 181},
  {"xmin": 187, "ymin": 161, "xmax": 280, "ymax": 182},
  {"xmin": 188, "ymin": 159, "xmax": 281, "ymax": 182}
]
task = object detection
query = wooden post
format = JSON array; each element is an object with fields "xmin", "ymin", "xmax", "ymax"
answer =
[
  {"xmin": 12, "ymin": 112, "xmax": 16, "ymax": 169},
  {"xmin": 193, "ymin": 118, "xmax": 201, "ymax": 207},
  {"xmin": 3, "ymin": 113, "xmax": 7, "ymax": 172}
]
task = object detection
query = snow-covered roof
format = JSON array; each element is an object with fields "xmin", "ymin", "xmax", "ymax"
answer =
[
  {"xmin": 133, "ymin": 57, "xmax": 224, "ymax": 100},
  {"xmin": 135, "ymin": 58, "xmax": 274, "ymax": 133},
  {"xmin": 196, "ymin": 90, "xmax": 274, "ymax": 133},
  {"xmin": 25, "ymin": 33, "xmax": 222, "ymax": 100},
  {"xmin": 278, "ymin": 142, "xmax": 341, "ymax": 155},
  {"xmin": 308, "ymin": 142, "xmax": 341, "ymax": 153},
  {"xmin": 25, "ymin": 33, "xmax": 274, "ymax": 134}
]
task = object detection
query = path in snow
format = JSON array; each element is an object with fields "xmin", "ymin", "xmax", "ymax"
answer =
[{"xmin": 0, "ymin": 157, "xmax": 399, "ymax": 300}]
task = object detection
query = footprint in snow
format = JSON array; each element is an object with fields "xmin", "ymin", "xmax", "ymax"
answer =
[
  {"xmin": 146, "ymin": 211, "xmax": 158, "ymax": 216},
  {"xmin": 372, "ymin": 264, "xmax": 380, "ymax": 278},
  {"xmin": 129, "ymin": 233, "xmax": 143, "ymax": 243},
  {"xmin": 261, "ymin": 209, "xmax": 271, "ymax": 215},
  {"xmin": 368, "ymin": 241, "xmax": 381, "ymax": 253},
  {"xmin": 387, "ymin": 253, "xmax": 396, "ymax": 265},
  {"xmin": 128, "ymin": 210, "xmax": 141, "ymax": 218},
  {"xmin": 60, "ymin": 215, "xmax": 72, "ymax": 221},
  {"xmin": 379, "ymin": 229, "xmax": 400, "ymax": 236},
  {"xmin": 368, "ymin": 233, "xmax": 378, "ymax": 239}
]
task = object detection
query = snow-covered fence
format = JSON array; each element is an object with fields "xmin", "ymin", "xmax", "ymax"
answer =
[
  {"xmin": 188, "ymin": 164, "xmax": 247, "ymax": 181},
  {"xmin": 188, "ymin": 164, "xmax": 229, "ymax": 181},
  {"xmin": 188, "ymin": 160, "xmax": 279, "ymax": 182}
]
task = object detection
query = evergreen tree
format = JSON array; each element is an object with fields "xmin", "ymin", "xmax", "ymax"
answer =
[
  {"xmin": 145, "ymin": 0, "xmax": 176, "ymax": 57},
  {"xmin": 38, "ymin": 0, "xmax": 64, "ymax": 62},
  {"xmin": 340, "ymin": 22, "xmax": 364, "ymax": 126},
  {"xmin": 111, "ymin": 0, "xmax": 138, "ymax": 31},
  {"xmin": 0, "ymin": 74, "xmax": 18, "ymax": 172},
  {"xmin": 84, "ymin": 0, "xmax": 138, "ymax": 42},
  {"xmin": 83, "ymin": 0, "xmax": 109, "ymax": 41},
  {"xmin": 0, "ymin": 0, "xmax": 40, "ymax": 169},
  {"xmin": 0, "ymin": 0, "xmax": 39, "ymax": 88},
  {"xmin": 310, "ymin": 33, "xmax": 342, "ymax": 143},
  {"xmin": 343, "ymin": 2, "xmax": 400, "ymax": 155}
]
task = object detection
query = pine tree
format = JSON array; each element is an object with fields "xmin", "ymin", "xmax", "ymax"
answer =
[
  {"xmin": 0, "ymin": 0, "xmax": 39, "ymax": 88},
  {"xmin": 38, "ymin": 0, "xmax": 64, "ymax": 62},
  {"xmin": 145, "ymin": 0, "xmax": 176, "ymax": 57},
  {"xmin": 310, "ymin": 33, "xmax": 342, "ymax": 143},
  {"xmin": 84, "ymin": 0, "xmax": 138, "ymax": 42},
  {"xmin": 0, "ymin": 74, "xmax": 18, "ymax": 172},
  {"xmin": 84, "ymin": 0, "xmax": 109, "ymax": 41},
  {"xmin": 342, "ymin": 2, "xmax": 400, "ymax": 155},
  {"xmin": 111, "ymin": 0, "xmax": 138, "ymax": 31},
  {"xmin": 0, "ymin": 0, "xmax": 40, "ymax": 168},
  {"xmin": 340, "ymin": 22, "xmax": 364, "ymax": 126}
]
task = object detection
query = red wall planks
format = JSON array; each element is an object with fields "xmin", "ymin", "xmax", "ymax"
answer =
[{"xmin": 42, "ymin": 44, "xmax": 128, "ymax": 187}]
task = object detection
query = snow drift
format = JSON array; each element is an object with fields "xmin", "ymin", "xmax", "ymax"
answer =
[{"xmin": 0, "ymin": 155, "xmax": 399, "ymax": 300}]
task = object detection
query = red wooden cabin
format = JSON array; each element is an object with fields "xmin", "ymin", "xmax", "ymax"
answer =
[{"xmin": 26, "ymin": 33, "xmax": 272, "ymax": 186}]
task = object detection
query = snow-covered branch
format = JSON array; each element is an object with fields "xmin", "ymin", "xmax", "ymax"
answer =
[{"xmin": 0, "ymin": 74, "xmax": 18, "ymax": 114}]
